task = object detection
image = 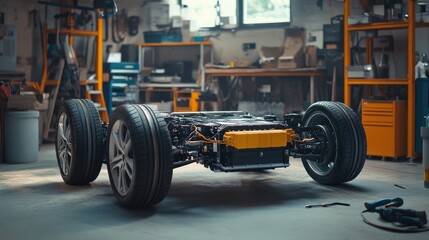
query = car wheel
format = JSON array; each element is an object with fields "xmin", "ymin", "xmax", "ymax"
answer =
[
  {"xmin": 106, "ymin": 104, "xmax": 173, "ymax": 208},
  {"xmin": 301, "ymin": 101, "xmax": 367, "ymax": 184},
  {"xmin": 55, "ymin": 99, "xmax": 104, "ymax": 185}
]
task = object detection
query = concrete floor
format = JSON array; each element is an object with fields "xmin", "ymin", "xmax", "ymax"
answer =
[{"xmin": 0, "ymin": 144, "xmax": 428, "ymax": 240}]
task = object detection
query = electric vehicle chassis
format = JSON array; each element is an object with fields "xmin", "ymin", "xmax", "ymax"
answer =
[{"xmin": 55, "ymin": 100, "xmax": 366, "ymax": 208}]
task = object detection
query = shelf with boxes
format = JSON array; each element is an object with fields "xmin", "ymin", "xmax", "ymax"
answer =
[
  {"xmin": 136, "ymin": 41, "xmax": 213, "ymax": 112},
  {"xmin": 137, "ymin": 42, "xmax": 213, "ymax": 90},
  {"xmin": 139, "ymin": 83, "xmax": 200, "ymax": 112}
]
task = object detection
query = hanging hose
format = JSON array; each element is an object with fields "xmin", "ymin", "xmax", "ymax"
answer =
[{"xmin": 111, "ymin": 9, "xmax": 127, "ymax": 43}]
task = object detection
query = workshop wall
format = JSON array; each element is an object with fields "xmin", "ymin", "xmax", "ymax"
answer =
[
  {"xmin": 102, "ymin": 0, "xmax": 356, "ymax": 65},
  {"xmin": 0, "ymin": 0, "xmax": 41, "ymax": 81},
  {"xmin": 198, "ymin": 0, "xmax": 358, "ymax": 65},
  {"xmin": 108, "ymin": 0, "xmax": 346, "ymax": 64},
  {"xmin": 173, "ymin": 0, "xmax": 363, "ymax": 65},
  {"xmin": 102, "ymin": 0, "xmax": 146, "ymax": 53},
  {"xmin": 2, "ymin": 0, "xmax": 429, "ymax": 83}
]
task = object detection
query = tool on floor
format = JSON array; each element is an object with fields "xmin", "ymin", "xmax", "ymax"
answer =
[
  {"xmin": 364, "ymin": 197, "xmax": 403, "ymax": 212},
  {"xmin": 375, "ymin": 208, "xmax": 427, "ymax": 228},
  {"xmin": 305, "ymin": 202, "xmax": 350, "ymax": 208},
  {"xmin": 361, "ymin": 197, "xmax": 429, "ymax": 232},
  {"xmin": 394, "ymin": 184, "xmax": 406, "ymax": 189}
]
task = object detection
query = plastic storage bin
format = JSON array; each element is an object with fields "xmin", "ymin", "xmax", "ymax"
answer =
[{"xmin": 5, "ymin": 111, "xmax": 39, "ymax": 163}]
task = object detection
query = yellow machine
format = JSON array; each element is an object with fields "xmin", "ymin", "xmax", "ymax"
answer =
[{"xmin": 173, "ymin": 90, "xmax": 200, "ymax": 112}]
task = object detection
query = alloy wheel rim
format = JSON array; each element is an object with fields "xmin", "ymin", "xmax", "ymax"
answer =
[
  {"xmin": 57, "ymin": 112, "xmax": 72, "ymax": 175},
  {"xmin": 109, "ymin": 120, "xmax": 134, "ymax": 196},
  {"xmin": 305, "ymin": 112, "xmax": 337, "ymax": 176}
]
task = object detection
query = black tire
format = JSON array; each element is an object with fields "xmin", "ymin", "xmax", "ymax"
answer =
[
  {"xmin": 301, "ymin": 101, "xmax": 367, "ymax": 185},
  {"xmin": 106, "ymin": 104, "xmax": 173, "ymax": 208},
  {"xmin": 55, "ymin": 99, "xmax": 104, "ymax": 185}
]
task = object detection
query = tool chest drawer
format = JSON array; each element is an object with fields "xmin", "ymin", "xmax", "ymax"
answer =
[
  {"xmin": 361, "ymin": 100, "xmax": 406, "ymax": 158},
  {"xmin": 103, "ymin": 62, "xmax": 139, "ymax": 115}
]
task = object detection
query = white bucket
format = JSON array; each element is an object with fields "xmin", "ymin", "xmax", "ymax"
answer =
[{"xmin": 5, "ymin": 111, "xmax": 39, "ymax": 163}]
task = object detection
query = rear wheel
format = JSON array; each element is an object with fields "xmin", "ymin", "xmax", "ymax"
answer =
[
  {"xmin": 55, "ymin": 99, "xmax": 104, "ymax": 185},
  {"xmin": 106, "ymin": 104, "xmax": 173, "ymax": 208},
  {"xmin": 301, "ymin": 101, "xmax": 366, "ymax": 185}
]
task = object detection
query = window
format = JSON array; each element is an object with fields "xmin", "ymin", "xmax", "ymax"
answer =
[
  {"xmin": 182, "ymin": 0, "xmax": 237, "ymax": 29},
  {"xmin": 241, "ymin": 0, "xmax": 291, "ymax": 27},
  {"xmin": 182, "ymin": 0, "xmax": 290, "ymax": 29}
]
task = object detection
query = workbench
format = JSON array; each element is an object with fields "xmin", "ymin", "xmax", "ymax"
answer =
[
  {"xmin": 204, "ymin": 67, "xmax": 325, "ymax": 104},
  {"xmin": 139, "ymin": 83, "xmax": 200, "ymax": 103}
]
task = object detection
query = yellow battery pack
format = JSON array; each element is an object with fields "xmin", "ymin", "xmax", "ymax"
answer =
[{"xmin": 223, "ymin": 129, "xmax": 293, "ymax": 149}]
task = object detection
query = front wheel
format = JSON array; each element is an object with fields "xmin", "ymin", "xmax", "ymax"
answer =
[
  {"xmin": 106, "ymin": 104, "xmax": 173, "ymax": 208},
  {"xmin": 301, "ymin": 101, "xmax": 367, "ymax": 185},
  {"xmin": 55, "ymin": 99, "xmax": 104, "ymax": 185}
]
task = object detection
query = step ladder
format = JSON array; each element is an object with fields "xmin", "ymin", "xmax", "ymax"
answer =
[
  {"xmin": 85, "ymin": 78, "xmax": 109, "ymax": 122},
  {"xmin": 37, "ymin": 16, "xmax": 109, "ymax": 140},
  {"xmin": 42, "ymin": 62, "xmax": 109, "ymax": 140},
  {"xmin": 43, "ymin": 59, "xmax": 64, "ymax": 141},
  {"xmin": 42, "ymin": 80, "xmax": 109, "ymax": 141}
]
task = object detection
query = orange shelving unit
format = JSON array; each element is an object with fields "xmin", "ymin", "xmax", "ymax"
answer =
[{"xmin": 344, "ymin": 0, "xmax": 429, "ymax": 158}]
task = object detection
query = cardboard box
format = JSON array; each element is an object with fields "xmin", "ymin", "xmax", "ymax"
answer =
[
  {"xmin": 260, "ymin": 28, "xmax": 306, "ymax": 69},
  {"xmin": 7, "ymin": 94, "xmax": 49, "ymax": 110},
  {"xmin": 278, "ymin": 28, "xmax": 305, "ymax": 69},
  {"xmin": 306, "ymin": 45, "xmax": 317, "ymax": 68},
  {"xmin": 259, "ymin": 47, "xmax": 283, "ymax": 68}
]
